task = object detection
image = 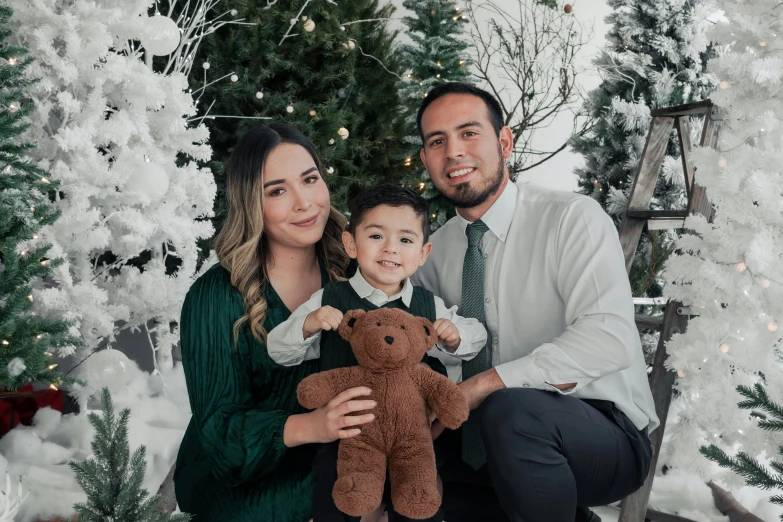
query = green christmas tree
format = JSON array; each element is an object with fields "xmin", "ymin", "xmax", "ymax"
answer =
[
  {"xmin": 69, "ymin": 388, "xmax": 190, "ymax": 521},
  {"xmin": 189, "ymin": 0, "xmax": 406, "ymax": 233},
  {"xmin": 0, "ymin": 4, "xmax": 81, "ymax": 390},
  {"xmin": 701, "ymin": 383, "xmax": 783, "ymax": 520},
  {"xmin": 397, "ymin": 0, "xmax": 472, "ymax": 230},
  {"xmin": 570, "ymin": 0, "xmax": 715, "ymax": 297}
]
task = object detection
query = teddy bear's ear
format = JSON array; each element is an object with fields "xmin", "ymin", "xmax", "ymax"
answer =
[
  {"xmin": 417, "ymin": 316, "xmax": 439, "ymax": 347},
  {"xmin": 338, "ymin": 309, "xmax": 366, "ymax": 342}
]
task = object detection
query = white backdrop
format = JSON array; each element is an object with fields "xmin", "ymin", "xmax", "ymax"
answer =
[{"xmin": 388, "ymin": 0, "xmax": 613, "ymax": 192}]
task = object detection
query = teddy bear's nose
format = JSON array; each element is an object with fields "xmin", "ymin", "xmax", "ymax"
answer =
[{"xmin": 384, "ymin": 336, "xmax": 394, "ymax": 345}]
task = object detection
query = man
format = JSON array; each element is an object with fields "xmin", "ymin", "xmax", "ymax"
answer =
[{"xmin": 411, "ymin": 83, "xmax": 658, "ymax": 522}]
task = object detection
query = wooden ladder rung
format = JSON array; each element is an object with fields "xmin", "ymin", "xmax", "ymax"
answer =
[
  {"xmin": 647, "ymin": 218, "xmax": 685, "ymax": 231},
  {"xmin": 626, "ymin": 209, "xmax": 689, "ymax": 219},
  {"xmin": 635, "ymin": 315, "xmax": 663, "ymax": 330},
  {"xmin": 645, "ymin": 508, "xmax": 697, "ymax": 522}
]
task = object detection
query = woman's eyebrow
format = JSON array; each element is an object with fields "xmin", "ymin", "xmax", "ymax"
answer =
[{"xmin": 263, "ymin": 167, "xmax": 318, "ymax": 188}]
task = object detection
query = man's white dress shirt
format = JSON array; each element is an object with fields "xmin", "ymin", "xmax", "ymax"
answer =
[
  {"xmin": 411, "ymin": 181, "xmax": 659, "ymax": 432},
  {"xmin": 267, "ymin": 269, "xmax": 487, "ymax": 383}
]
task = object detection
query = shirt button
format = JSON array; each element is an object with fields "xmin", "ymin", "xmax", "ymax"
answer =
[
  {"xmin": 522, "ymin": 383, "xmax": 530, "ymax": 388},
  {"xmin": 484, "ymin": 297, "xmax": 490, "ymax": 303},
  {"xmin": 483, "ymin": 253, "xmax": 488, "ymax": 259},
  {"xmin": 493, "ymin": 339, "xmax": 499, "ymax": 345}
]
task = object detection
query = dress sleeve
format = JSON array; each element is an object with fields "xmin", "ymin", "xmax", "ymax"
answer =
[{"xmin": 179, "ymin": 271, "xmax": 292, "ymax": 487}]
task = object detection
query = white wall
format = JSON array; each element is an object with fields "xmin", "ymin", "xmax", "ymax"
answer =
[{"xmin": 388, "ymin": 0, "xmax": 613, "ymax": 192}]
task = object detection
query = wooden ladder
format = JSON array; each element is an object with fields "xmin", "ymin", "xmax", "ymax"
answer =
[{"xmin": 616, "ymin": 99, "xmax": 718, "ymax": 522}]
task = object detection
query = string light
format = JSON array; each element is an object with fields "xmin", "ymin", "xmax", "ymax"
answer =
[
  {"xmin": 48, "ymin": 364, "xmax": 58, "ymax": 370},
  {"xmin": 309, "ymin": 110, "xmax": 317, "ymax": 116},
  {"xmin": 1, "ymin": 340, "xmax": 8, "ymax": 345},
  {"xmin": 41, "ymin": 177, "xmax": 50, "ymax": 184},
  {"xmin": 718, "ymin": 158, "xmax": 727, "ymax": 168},
  {"xmin": 419, "ymin": 182, "xmax": 425, "ymax": 189},
  {"xmin": 769, "ymin": 322, "xmax": 778, "ymax": 332},
  {"xmin": 256, "ymin": 92, "xmax": 263, "ymax": 99},
  {"xmin": 8, "ymin": 57, "xmax": 17, "ymax": 65},
  {"xmin": 736, "ymin": 262, "xmax": 746, "ymax": 272},
  {"xmin": 719, "ymin": 81, "xmax": 729, "ymax": 90},
  {"xmin": 762, "ymin": 279, "xmax": 771, "ymax": 289},
  {"xmin": 30, "ymin": 205, "xmax": 35, "ymax": 212},
  {"xmin": 760, "ymin": 41, "xmax": 767, "ymax": 47},
  {"xmin": 677, "ymin": 370, "xmax": 685, "ymax": 377},
  {"xmin": 27, "ymin": 294, "xmax": 33, "ymax": 302},
  {"xmin": 720, "ymin": 344, "xmax": 730, "ymax": 354},
  {"xmin": 50, "ymin": 384, "xmax": 58, "ymax": 390},
  {"xmin": 44, "ymin": 352, "xmax": 52, "ymax": 356}
]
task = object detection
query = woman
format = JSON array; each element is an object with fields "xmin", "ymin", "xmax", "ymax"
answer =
[{"xmin": 174, "ymin": 123, "xmax": 377, "ymax": 521}]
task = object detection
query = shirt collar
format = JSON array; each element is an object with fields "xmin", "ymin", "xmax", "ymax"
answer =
[
  {"xmin": 456, "ymin": 180, "xmax": 518, "ymax": 243},
  {"xmin": 349, "ymin": 268, "xmax": 413, "ymax": 306}
]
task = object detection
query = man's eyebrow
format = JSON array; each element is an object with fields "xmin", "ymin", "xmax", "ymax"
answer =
[
  {"xmin": 263, "ymin": 167, "xmax": 318, "ymax": 188},
  {"xmin": 423, "ymin": 121, "xmax": 485, "ymax": 143}
]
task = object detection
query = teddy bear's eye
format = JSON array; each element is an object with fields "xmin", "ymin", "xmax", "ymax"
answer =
[
  {"xmin": 400, "ymin": 325, "xmax": 405, "ymax": 330},
  {"xmin": 423, "ymin": 325, "xmax": 431, "ymax": 336}
]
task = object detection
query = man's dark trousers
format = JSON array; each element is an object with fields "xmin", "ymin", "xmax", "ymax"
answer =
[{"xmin": 436, "ymin": 388, "xmax": 653, "ymax": 522}]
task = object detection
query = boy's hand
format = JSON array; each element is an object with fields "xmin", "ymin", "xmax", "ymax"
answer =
[
  {"xmin": 303, "ymin": 306, "xmax": 344, "ymax": 338},
  {"xmin": 433, "ymin": 318, "xmax": 460, "ymax": 349}
]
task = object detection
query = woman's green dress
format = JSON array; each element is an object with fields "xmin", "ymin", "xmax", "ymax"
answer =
[{"xmin": 174, "ymin": 264, "xmax": 324, "ymax": 521}]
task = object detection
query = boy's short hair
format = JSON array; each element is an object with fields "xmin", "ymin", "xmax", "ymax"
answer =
[{"xmin": 348, "ymin": 183, "xmax": 431, "ymax": 244}]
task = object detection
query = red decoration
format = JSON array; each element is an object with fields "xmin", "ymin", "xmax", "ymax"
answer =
[
  {"xmin": 564, "ymin": 3, "xmax": 573, "ymax": 13},
  {"xmin": 0, "ymin": 384, "xmax": 63, "ymax": 437}
]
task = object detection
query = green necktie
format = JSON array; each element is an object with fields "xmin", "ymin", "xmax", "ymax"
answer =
[{"xmin": 461, "ymin": 219, "xmax": 489, "ymax": 470}]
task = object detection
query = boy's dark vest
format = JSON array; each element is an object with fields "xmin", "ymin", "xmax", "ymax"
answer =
[{"xmin": 319, "ymin": 280, "xmax": 447, "ymax": 376}]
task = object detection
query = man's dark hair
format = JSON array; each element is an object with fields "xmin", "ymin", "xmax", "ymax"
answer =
[
  {"xmin": 348, "ymin": 183, "xmax": 431, "ymax": 243},
  {"xmin": 416, "ymin": 82, "xmax": 504, "ymax": 142}
]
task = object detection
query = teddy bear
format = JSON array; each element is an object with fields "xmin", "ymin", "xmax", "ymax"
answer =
[{"xmin": 296, "ymin": 307, "xmax": 470, "ymax": 519}]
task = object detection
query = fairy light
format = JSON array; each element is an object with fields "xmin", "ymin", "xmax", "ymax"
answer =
[
  {"xmin": 677, "ymin": 370, "xmax": 685, "ymax": 377},
  {"xmin": 48, "ymin": 363, "xmax": 58, "ymax": 370},
  {"xmin": 719, "ymin": 81, "xmax": 729, "ymax": 90},
  {"xmin": 737, "ymin": 262, "xmax": 746, "ymax": 272},
  {"xmin": 41, "ymin": 177, "xmax": 50, "ymax": 184},
  {"xmin": 762, "ymin": 279, "xmax": 771, "ymax": 289},
  {"xmin": 419, "ymin": 182, "xmax": 425, "ymax": 189},
  {"xmin": 1, "ymin": 340, "xmax": 8, "ymax": 345},
  {"xmin": 8, "ymin": 57, "xmax": 17, "ymax": 65},
  {"xmin": 27, "ymin": 294, "xmax": 33, "ymax": 302},
  {"xmin": 769, "ymin": 322, "xmax": 778, "ymax": 332},
  {"xmin": 50, "ymin": 384, "xmax": 58, "ymax": 390},
  {"xmin": 718, "ymin": 158, "xmax": 727, "ymax": 168},
  {"xmin": 720, "ymin": 344, "xmax": 730, "ymax": 354}
]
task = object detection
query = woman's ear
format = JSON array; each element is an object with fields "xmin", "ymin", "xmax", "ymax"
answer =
[
  {"xmin": 342, "ymin": 230, "xmax": 358, "ymax": 259},
  {"xmin": 339, "ymin": 309, "xmax": 366, "ymax": 342}
]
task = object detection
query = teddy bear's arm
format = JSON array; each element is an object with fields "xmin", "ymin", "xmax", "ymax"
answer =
[
  {"xmin": 296, "ymin": 366, "xmax": 365, "ymax": 410},
  {"xmin": 412, "ymin": 366, "xmax": 469, "ymax": 430}
]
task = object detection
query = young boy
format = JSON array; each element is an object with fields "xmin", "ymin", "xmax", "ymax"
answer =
[{"xmin": 268, "ymin": 183, "xmax": 487, "ymax": 522}]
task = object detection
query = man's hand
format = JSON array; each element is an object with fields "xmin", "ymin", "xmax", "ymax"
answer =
[
  {"xmin": 429, "ymin": 368, "xmax": 506, "ymax": 440},
  {"xmin": 303, "ymin": 305, "xmax": 343, "ymax": 338},
  {"xmin": 432, "ymin": 318, "xmax": 460, "ymax": 349}
]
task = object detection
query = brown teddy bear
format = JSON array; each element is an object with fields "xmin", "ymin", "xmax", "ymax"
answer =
[{"xmin": 296, "ymin": 307, "xmax": 470, "ymax": 519}]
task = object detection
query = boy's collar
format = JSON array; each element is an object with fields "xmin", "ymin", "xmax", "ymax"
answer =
[{"xmin": 350, "ymin": 268, "xmax": 413, "ymax": 306}]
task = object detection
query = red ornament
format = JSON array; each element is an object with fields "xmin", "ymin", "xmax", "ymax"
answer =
[
  {"xmin": 564, "ymin": 3, "xmax": 573, "ymax": 13},
  {"xmin": 0, "ymin": 383, "xmax": 63, "ymax": 437}
]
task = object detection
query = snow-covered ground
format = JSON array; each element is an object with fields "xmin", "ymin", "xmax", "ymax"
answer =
[{"xmin": 1, "ymin": 359, "xmax": 781, "ymax": 522}]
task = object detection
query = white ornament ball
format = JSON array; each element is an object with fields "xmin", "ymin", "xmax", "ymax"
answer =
[
  {"xmin": 342, "ymin": 40, "xmax": 356, "ymax": 50},
  {"xmin": 256, "ymin": 92, "xmax": 264, "ymax": 99},
  {"xmin": 141, "ymin": 15, "xmax": 181, "ymax": 56},
  {"xmin": 203, "ymin": 61, "xmax": 211, "ymax": 70},
  {"xmin": 338, "ymin": 127, "xmax": 350, "ymax": 140},
  {"xmin": 231, "ymin": 74, "xmax": 239, "ymax": 82},
  {"xmin": 118, "ymin": 156, "xmax": 170, "ymax": 204},
  {"xmin": 341, "ymin": 25, "xmax": 346, "ymax": 31},
  {"xmin": 328, "ymin": 138, "xmax": 335, "ymax": 145},
  {"xmin": 302, "ymin": 15, "xmax": 308, "ymax": 21},
  {"xmin": 290, "ymin": 18, "xmax": 297, "ymax": 25},
  {"xmin": 326, "ymin": 167, "xmax": 334, "ymax": 174},
  {"xmin": 231, "ymin": 9, "xmax": 238, "ymax": 16},
  {"xmin": 286, "ymin": 105, "xmax": 294, "ymax": 113},
  {"xmin": 304, "ymin": 19, "xmax": 316, "ymax": 32},
  {"xmin": 77, "ymin": 349, "xmax": 137, "ymax": 394}
]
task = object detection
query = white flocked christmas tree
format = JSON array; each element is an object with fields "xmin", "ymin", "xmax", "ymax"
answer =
[
  {"xmin": 6, "ymin": 0, "xmax": 216, "ymax": 383},
  {"xmin": 660, "ymin": 0, "xmax": 783, "ymax": 481}
]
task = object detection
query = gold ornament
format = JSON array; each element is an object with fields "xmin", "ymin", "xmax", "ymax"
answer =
[
  {"xmin": 310, "ymin": 110, "xmax": 317, "ymax": 116},
  {"xmin": 304, "ymin": 19, "xmax": 316, "ymax": 32},
  {"xmin": 338, "ymin": 127, "xmax": 350, "ymax": 140}
]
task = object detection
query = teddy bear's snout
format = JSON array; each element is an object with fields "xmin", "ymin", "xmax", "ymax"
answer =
[{"xmin": 384, "ymin": 336, "xmax": 394, "ymax": 345}]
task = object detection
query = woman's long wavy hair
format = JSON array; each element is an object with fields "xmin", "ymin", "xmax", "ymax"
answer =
[{"xmin": 214, "ymin": 123, "xmax": 350, "ymax": 345}]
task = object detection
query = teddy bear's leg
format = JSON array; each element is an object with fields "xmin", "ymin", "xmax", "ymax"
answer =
[
  {"xmin": 333, "ymin": 437, "xmax": 387, "ymax": 517},
  {"xmin": 388, "ymin": 435, "xmax": 440, "ymax": 519}
]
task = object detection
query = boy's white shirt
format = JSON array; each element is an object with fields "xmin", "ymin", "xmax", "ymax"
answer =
[{"xmin": 267, "ymin": 268, "xmax": 487, "ymax": 383}]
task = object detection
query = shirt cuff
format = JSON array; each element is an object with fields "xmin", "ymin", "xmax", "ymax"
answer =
[
  {"xmin": 494, "ymin": 355, "xmax": 547, "ymax": 390},
  {"xmin": 435, "ymin": 338, "xmax": 464, "ymax": 356}
]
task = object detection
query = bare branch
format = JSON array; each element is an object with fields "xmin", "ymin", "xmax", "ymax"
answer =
[{"xmin": 466, "ymin": 0, "xmax": 595, "ymax": 175}]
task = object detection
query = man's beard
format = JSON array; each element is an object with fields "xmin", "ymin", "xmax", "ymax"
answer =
[{"xmin": 438, "ymin": 144, "xmax": 505, "ymax": 209}]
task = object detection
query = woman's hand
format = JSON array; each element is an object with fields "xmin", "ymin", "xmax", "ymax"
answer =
[{"xmin": 284, "ymin": 386, "xmax": 376, "ymax": 446}]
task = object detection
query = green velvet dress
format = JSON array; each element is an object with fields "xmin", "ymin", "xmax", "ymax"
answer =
[{"xmin": 174, "ymin": 264, "xmax": 324, "ymax": 521}]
